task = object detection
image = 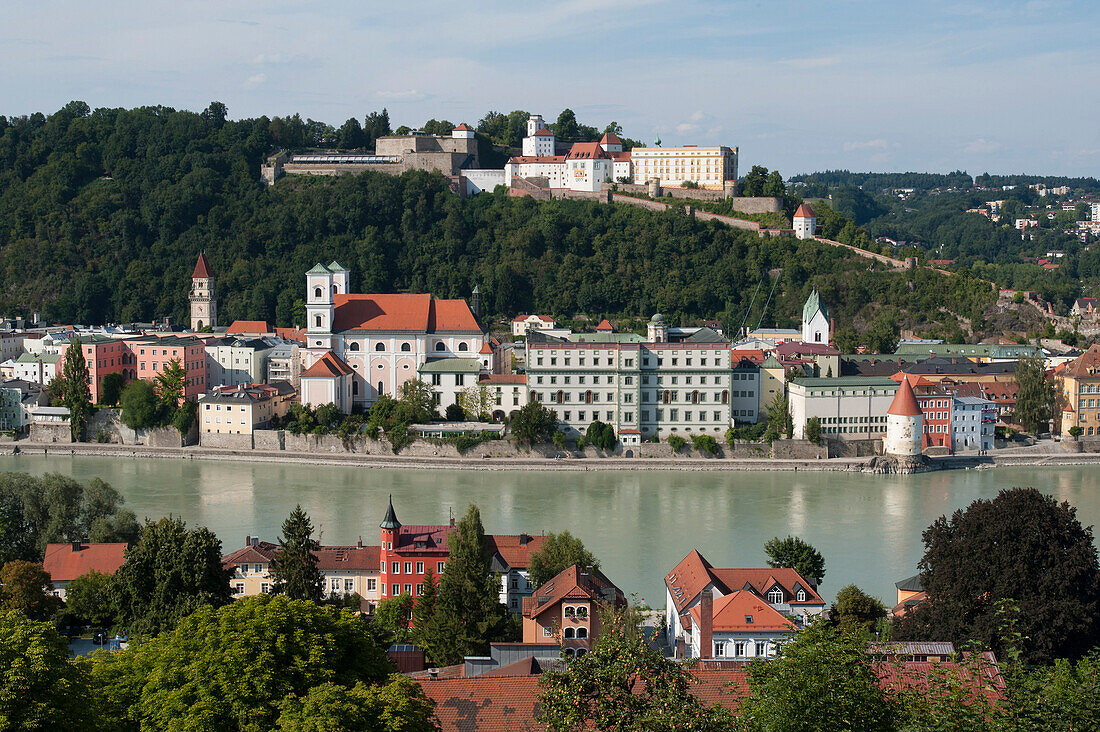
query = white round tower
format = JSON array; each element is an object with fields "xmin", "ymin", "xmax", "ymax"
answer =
[{"xmin": 885, "ymin": 378, "xmax": 923, "ymax": 457}]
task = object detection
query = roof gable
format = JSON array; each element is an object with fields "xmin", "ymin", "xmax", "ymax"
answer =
[{"xmin": 301, "ymin": 351, "xmax": 354, "ymax": 378}]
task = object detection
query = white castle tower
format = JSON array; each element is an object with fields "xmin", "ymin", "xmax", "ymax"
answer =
[
  {"xmin": 793, "ymin": 203, "xmax": 817, "ymax": 240},
  {"xmin": 885, "ymin": 378, "xmax": 923, "ymax": 457}
]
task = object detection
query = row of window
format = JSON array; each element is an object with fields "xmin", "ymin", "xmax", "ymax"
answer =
[
  {"xmin": 384, "ymin": 560, "xmax": 444, "ymax": 575},
  {"xmin": 713, "ymin": 641, "xmax": 772, "ymax": 658},
  {"xmin": 534, "ymin": 354, "xmax": 725, "ymax": 368}
]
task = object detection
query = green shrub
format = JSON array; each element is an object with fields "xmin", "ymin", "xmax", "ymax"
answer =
[
  {"xmin": 668, "ymin": 434, "xmax": 686, "ymax": 452},
  {"xmin": 691, "ymin": 434, "xmax": 719, "ymax": 455}
]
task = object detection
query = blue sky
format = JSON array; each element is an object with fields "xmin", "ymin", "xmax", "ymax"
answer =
[{"xmin": 3, "ymin": 0, "xmax": 1099, "ymax": 176}]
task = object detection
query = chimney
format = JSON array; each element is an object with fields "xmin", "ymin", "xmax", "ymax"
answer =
[
  {"xmin": 519, "ymin": 532, "xmax": 530, "ymax": 545},
  {"xmin": 71, "ymin": 540, "xmax": 83, "ymax": 552},
  {"xmin": 357, "ymin": 536, "xmax": 363, "ymax": 548},
  {"xmin": 699, "ymin": 589, "xmax": 714, "ymax": 659}
]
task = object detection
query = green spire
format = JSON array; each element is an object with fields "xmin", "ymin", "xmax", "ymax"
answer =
[{"xmin": 380, "ymin": 495, "xmax": 401, "ymax": 530}]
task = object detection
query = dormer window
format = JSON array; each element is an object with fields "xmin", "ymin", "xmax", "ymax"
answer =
[
  {"xmin": 767, "ymin": 587, "xmax": 784, "ymax": 604},
  {"xmin": 796, "ymin": 590, "xmax": 806, "ymax": 602},
  {"xmin": 745, "ymin": 615, "xmax": 753, "ymax": 624}
]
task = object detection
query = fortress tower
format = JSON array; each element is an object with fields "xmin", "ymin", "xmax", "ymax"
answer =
[{"xmin": 885, "ymin": 378, "xmax": 924, "ymax": 457}]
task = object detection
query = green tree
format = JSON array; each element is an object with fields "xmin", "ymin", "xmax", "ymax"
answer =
[
  {"xmin": 584, "ymin": 420, "xmax": 616, "ymax": 450},
  {"xmin": 58, "ymin": 338, "xmax": 92, "ymax": 441},
  {"xmin": 527, "ymin": 531, "xmax": 600, "ymax": 588},
  {"xmin": 458, "ymin": 384, "xmax": 492, "ymax": 421},
  {"xmin": 1001, "ymin": 651, "xmax": 1100, "ymax": 731},
  {"xmin": 895, "ymin": 487, "xmax": 1100, "ymax": 664},
  {"xmin": 111, "ymin": 516, "xmax": 232, "ymax": 636},
  {"xmin": 763, "ymin": 169, "xmax": 786, "ymax": 198},
  {"xmin": 82, "ymin": 594, "xmax": 396, "ymax": 732},
  {"xmin": 275, "ymin": 676, "xmax": 437, "ymax": 732},
  {"xmin": 866, "ymin": 310, "xmax": 900, "ymax": 354},
  {"xmin": 763, "ymin": 535, "xmax": 826, "ymax": 586},
  {"xmin": 830, "ymin": 584, "xmax": 886, "ymax": 637},
  {"xmin": 398, "ymin": 379, "xmax": 437, "ymax": 422},
  {"xmin": 510, "ymin": 401, "xmax": 558, "ymax": 445},
  {"xmin": 119, "ymin": 380, "xmax": 159, "ymax": 429},
  {"xmin": 444, "ymin": 403, "xmax": 465, "ymax": 421},
  {"xmin": 419, "ymin": 504, "xmax": 511, "ymax": 665},
  {"xmin": 171, "ymin": 399, "xmax": 197, "ymax": 434},
  {"xmin": 153, "ymin": 358, "xmax": 188, "ymax": 411},
  {"xmin": 0, "ymin": 561, "xmax": 61, "ymax": 621},
  {"xmin": 0, "ymin": 610, "xmax": 93, "ymax": 730},
  {"xmin": 805, "ymin": 416, "xmax": 822, "ymax": 444},
  {"xmin": 412, "ymin": 567, "xmax": 438, "ymax": 636},
  {"xmin": 270, "ymin": 504, "xmax": 324, "ymax": 602},
  {"xmin": 767, "ymin": 392, "xmax": 793, "ymax": 440},
  {"xmin": 538, "ymin": 605, "xmax": 732, "ymax": 731},
  {"xmin": 99, "ymin": 372, "xmax": 125, "ymax": 406},
  {"xmin": 373, "ymin": 592, "xmax": 414, "ymax": 645},
  {"xmin": 667, "ymin": 434, "xmax": 687, "ymax": 451},
  {"xmin": 551, "ymin": 109, "xmax": 580, "ymax": 141},
  {"xmin": 736, "ymin": 621, "xmax": 897, "ymax": 731},
  {"xmin": 1014, "ymin": 354, "xmax": 1055, "ymax": 433},
  {"xmin": 62, "ymin": 570, "xmax": 116, "ymax": 627}
]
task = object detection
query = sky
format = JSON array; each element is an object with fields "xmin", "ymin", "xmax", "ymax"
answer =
[{"xmin": 3, "ymin": 0, "xmax": 1099, "ymax": 177}]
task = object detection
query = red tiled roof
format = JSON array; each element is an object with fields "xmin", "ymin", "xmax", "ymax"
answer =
[
  {"xmin": 522, "ymin": 564, "xmax": 625, "ymax": 620},
  {"xmin": 479, "ymin": 342, "xmax": 493, "ymax": 354},
  {"xmin": 301, "ymin": 351, "xmax": 354, "ymax": 378},
  {"xmin": 608, "ymin": 151, "xmax": 631, "ymax": 161},
  {"xmin": 453, "ymin": 123, "xmax": 472, "ymax": 131},
  {"xmin": 43, "ymin": 542, "xmax": 128, "ymax": 582},
  {"xmin": 418, "ymin": 675, "xmax": 544, "ymax": 731},
  {"xmin": 508, "ymin": 156, "xmax": 567, "ymax": 164},
  {"xmin": 600, "ymin": 132, "xmax": 622, "ymax": 145},
  {"xmin": 774, "ymin": 342, "xmax": 840, "ymax": 357},
  {"xmin": 222, "ymin": 541, "xmax": 277, "ymax": 566},
  {"xmin": 689, "ymin": 590, "xmax": 798, "ymax": 633},
  {"xmin": 596, "ymin": 319, "xmax": 613, "ymax": 331},
  {"xmin": 665, "ymin": 549, "xmax": 715, "ymax": 613},
  {"xmin": 314, "ymin": 545, "xmax": 380, "ymax": 571},
  {"xmin": 226, "ymin": 320, "xmax": 270, "ymax": 334},
  {"xmin": 331, "ymin": 294, "xmax": 479, "ymax": 333},
  {"xmin": 480, "ymin": 374, "xmax": 527, "ymax": 385},
  {"xmin": 534, "ymin": 128, "xmax": 554, "ymax": 136},
  {"xmin": 665, "ymin": 550, "xmax": 824, "ymax": 614},
  {"xmin": 1061, "ymin": 344, "xmax": 1100, "ymax": 379},
  {"xmin": 888, "ymin": 377, "xmax": 922, "ymax": 416},
  {"xmin": 566, "ymin": 142, "xmax": 609, "ymax": 160},
  {"xmin": 274, "ymin": 327, "xmax": 306, "ymax": 344},
  {"xmin": 488, "ymin": 534, "xmax": 546, "ymax": 569},
  {"xmin": 793, "ymin": 203, "xmax": 816, "ymax": 219},
  {"xmin": 877, "ymin": 653, "xmax": 1005, "ymax": 702},
  {"xmin": 192, "ymin": 253, "xmax": 213, "ymax": 278},
  {"xmin": 891, "ymin": 373, "xmax": 935, "ymax": 388}
]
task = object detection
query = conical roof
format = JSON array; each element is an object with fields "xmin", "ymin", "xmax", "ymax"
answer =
[
  {"xmin": 193, "ymin": 253, "xmax": 213, "ymax": 278},
  {"xmin": 794, "ymin": 203, "xmax": 816, "ymax": 219},
  {"xmin": 887, "ymin": 378, "xmax": 922, "ymax": 416},
  {"xmin": 327, "ymin": 261, "xmax": 348, "ymax": 272},
  {"xmin": 380, "ymin": 495, "xmax": 401, "ymax": 529}
]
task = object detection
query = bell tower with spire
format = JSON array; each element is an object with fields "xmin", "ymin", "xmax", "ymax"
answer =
[
  {"xmin": 190, "ymin": 253, "xmax": 217, "ymax": 331},
  {"xmin": 379, "ymin": 496, "xmax": 401, "ymax": 600}
]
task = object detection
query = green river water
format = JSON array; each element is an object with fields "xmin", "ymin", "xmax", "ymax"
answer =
[{"xmin": 6, "ymin": 454, "xmax": 1099, "ymax": 605}]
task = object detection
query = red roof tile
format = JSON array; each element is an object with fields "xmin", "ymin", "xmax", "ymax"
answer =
[
  {"xmin": 523, "ymin": 565, "xmax": 625, "ymax": 620},
  {"xmin": 487, "ymin": 534, "xmax": 546, "ymax": 569},
  {"xmin": 480, "ymin": 374, "xmax": 527, "ymax": 385},
  {"xmin": 453, "ymin": 123, "xmax": 472, "ymax": 131},
  {"xmin": 192, "ymin": 253, "xmax": 213, "ymax": 278},
  {"xmin": 665, "ymin": 550, "xmax": 824, "ymax": 614},
  {"xmin": 301, "ymin": 351, "xmax": 354, "ymax": 378},
  {"xmin": 600, "ymin": 132, "xmax": 622, "ymax": 145},
  {"xmin": 274, "ymin": 327, "xmax": 306, "ymax": 344},
  {"xmin": 226, "ymin": 320, "xmax": 270, "ymax": 334},
  {"xmin": 595, "ymin": 319, "xmax": 614, "ymax": 331},
  {"xmin": 331, "ymin": 294, "xmax": 479, "ymax": 333},
  {"xmin": 566, "ymin": 142, "xmax": 610, "ymax": 160},
  {"xmin": 887, "ymin": 378, "xmax": 922, "ymax": 416},
  {"xmin": 43, "ymin": 542, "xmax": 128, "ymax": 582},
  {"xmin": 479, "ymin": 343, "xmax": 493, "ymax": 354},
  {"xmin": 794, "ymin": 203, "xmax": 816, "ymax": 219},
  {"xmin": 689, "ymin": 590, "xmax": 798, "ymax": 633},
  {"xmin": 534, "ymin": 128, "xmax": 554, "ymax": 136},
  {"xmin": 508, "ymin": 155, "xmax": 567, "ymax": 164}
]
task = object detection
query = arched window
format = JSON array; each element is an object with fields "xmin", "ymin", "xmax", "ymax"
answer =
[
  {"xmin": 556, "ymin": 390, "xmax": 564, "ymax": 404},
  {"xmin": 563, "ymin": 627, "xmax": 575, "ymax": 639},
  {"xmin": 584, "ymin": 390, "xmax": 593, "ymax": 404},
  {"xmin": 575, "ymin": 606, "xmax": 588, "ymax": 618},
  {"xmin": 458, "ymin": 342, "xmax": 469, "ymax": 352},
  {"xmin": 691, "ymin": 390, "xmax": 700, "ymax": 404},
  {"xmin": 331, "ymin": 284, "xmax": 337, "ymax": 296},
  {"xmin": 767, "ymin": 587, "xmax": 784, "ymax": 604},
  {"xmin": 563, "ymin": 647, "xmax": 576, "ymax": 658},
  {"xmin": 796, "ymin": 590, "xmax": 806, "ymax": 602},
  {"xmin": 435, "ymin": 342, "xmax": 446, "ymax": 352},
  {"xmin": 349, "ymin": 342, "xmax": 360, "ymax": 351},
  {"xmin": 576, "ymin": 648, "xmax": 587, "ymax": 658},
  {"xmin": 401, "ymin": 343, "xmax": 411, "ymax": 352},
  {"xmin": 375, "ymin": 343, "xmax": 385, "ymax": 351},
  {"xmin": 313, "ymin": 287, "xmax": 322, "ymax": 300},
  {"xmin": 314, "ymin": 315, "xmax": 322, "ymax": 328},
  {"xmin": 377, "ymin": 381, "xmax": 384, "ymax": 396},
  {"xmin": 721, "ymin": 390, "xmax": 729, "ymax": 404},
  {"xmin": 563, "ymin": 606, "xmax": 575, "ymax": 617}
]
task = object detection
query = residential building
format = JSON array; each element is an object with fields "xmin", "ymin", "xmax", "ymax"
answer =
[
  {"xmin": 480, "ymin": 374, "xmax": 528, "ymax": 420},
  {"xmin": 892, "ymin": 574, "xmax": 927, "ymax": 618},
  {"xmin": 520, "ymin": 565, "xmax": 626, "ymax": 658},
  {"xmin": 788, "ymin": 376, "xmax": 899, "ymax": 440},
  {"xmin": 774, "ymin": 342, "xmax": 839, "ymax": 377},
  {"xmin": 199, "ymin": 383, "xmax": 296, "ymax": 435},
  {"xmin": 664, "ymin": 549, "xmax": 825, "ymax": 659},
  {"xmin": 302, "ymin": 262, "xmax": 485, "ymax": 412},
  {"xmin": 72, "ymin": 335, "xmax": 135, "ymax": 403},
  {"xmin": 11, "ymin": 352, "xmax": 61, "ymax": 386},
  {"xmin": 1072, "ymin": 298, "xmax": 1099, "ymax": 319},
  {"xmin": 952, "ymin": 396, "xmax": 996, "ymax": 452},
  {"xmin": 205, "ymin": 336, "xmax": 274, "ymax": 387},
  {"xmin": 511, "ymin": 314, "xmax": 558, "ymax": 338},
  {"xmin": 793, "ymin": 203, "xmax": 817, "ymax": 240},
  {"xmin": 42, "ymin": 541, "xmax": 128, "ymax": 600},
  {"xmin": 377, "ymin": 499, "xmax": 545, "ymax": 612},
  {"xmin": 418, "ymin": 357, "xmax": 483, "ymax": 412},
  {"xmin": 266, "ymin": 342, "xmax": 301, "ymax": 390},
  {"xmin": 0, "ymin": 379, "xmax": 45, "ymax": 431},
  {"xmin": 630, "ymin": 145, "xmax": 738, "ymax": 189},
  {"xmin": 1058, "ymin": 344, "xmax": 1100, "ymax": 437},
  {"xmin": 299, "ymin": 351, "xmax": 355, "ymax": 412},
  {"xmin": 189, "ymin": 253, "xmax": 217, "ymax": 331},
  {"xmin": 0, "ymin": 332, "xmax": 26, "ymax": 363},
  {"xmin": 685, "ymin": 589, "xmax": 797, "ymax": 660},
  {"xmin": 729, "ymin": 358, "xmax": 761, "ymax": 424},
  {"xmin": 130, "ymin": 335, "xmax": 208, "ymax": 398}
]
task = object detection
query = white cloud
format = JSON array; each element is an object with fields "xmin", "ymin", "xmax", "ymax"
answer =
[
  {"xmin": 843, "ymin": 139, "xmax": 888, "ymax": 151},
  {"xmin": 676, "ymin": 123, "xmax": 699, "ymax": 133},
  {"xmin": 243, "ymin": 73, "xmax": 266, "ymax": 88},
  {"xmin": 963, "ymin": 138, "xmax": 1001, "ymax": 154}
]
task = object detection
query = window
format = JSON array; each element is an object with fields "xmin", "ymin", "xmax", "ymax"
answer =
[
  {"xmin": 734, "ymin": 641, "xmax": 746, "ymax": 656},
  {"xmin": 375, "ymin": 342, "xmax": 385, "ymax": 351},
  {"xmin": 416, "ymin": 562, "xmax": 424, "ymax": 574},
  {"xmin": 755, "ymin": 641, "xmax": 767, "ymax": 656},
  {"xmin": 564, "ymin": 627, "xmax": 575, "ymax": 639},
  {"xmin": 767, "ymin": 587, "xmax": 784, "ymax": 604},
  {"xmin": 314, "ymin": 315, "xmax": 322, "ymax": 328},
  {"xmin": 392, "ymin": 584, "xmax": 400, "ymax": 596},
  {"xmin": 404, "ymin": 584, "xmax": 412, "ymax": 595},
  {"xmin": 435, "ymin": 342, "xmax": 445, "ymax": 351},
  {"xmin": 714, "ymin": 643, "xmax": 725, "ymax": 656},
  {"xmin": 401, "ymin": 342, "xmax": 411, "ymax": 352},
  {"xmin": 392, "ymin": 562, "xmax": 399, "ymax": 574},
  {"xmin": 459, "ymin": 342, "xmax": 469, "ymax": 352},
  {"xmin": 438, "ymin": 562, "xmax": 445, "ymax": 573},
  {"xmin": 543, "ymin": 625, "xmax": 553, "ymax": 637},
  {"xmin": 404, "ymin": 562, "xmax": 412, "ymax": 574},
  {"xmin": 576, "ymin": 627, "xmax": 588, "ymax": 638},
  {"xmin": 367, "ymin": 579, "xmax": 376, "ymax": 591}
]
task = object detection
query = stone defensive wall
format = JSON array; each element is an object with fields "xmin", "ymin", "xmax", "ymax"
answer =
[{"xmin": 614, "ymin": 182, "xmax": 783, "ymax": 214}]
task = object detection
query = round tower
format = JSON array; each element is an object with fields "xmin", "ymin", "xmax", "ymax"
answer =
[
  {"xmin": 379, "ymin": 496, "xmax": 401, "ymax": 599},
  {"xmin": 885, "ymin": 378, "xmax": 923, "ymax": 457}
]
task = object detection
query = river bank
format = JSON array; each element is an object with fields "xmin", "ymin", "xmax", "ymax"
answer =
[{"xmin": 4, "ymin": 440, "xmax": 1094, "ymax": 472}]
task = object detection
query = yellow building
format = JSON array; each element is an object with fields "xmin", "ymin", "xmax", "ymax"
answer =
[
  {"xmin": 631, "ymin": 145, "xmax": 738, "ymax": 189},
  {"xmin": 199, "ymin": 382, "xmax": 296, "ymax": 435},
  {"xmin": 1058, "ymin": 344, "xmax": 1100, "ymax": 437}
]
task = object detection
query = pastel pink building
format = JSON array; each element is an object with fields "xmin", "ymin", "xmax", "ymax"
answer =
[{"xmin": 129, "ymin": 335, "xmax": 208, "ymax": 399}]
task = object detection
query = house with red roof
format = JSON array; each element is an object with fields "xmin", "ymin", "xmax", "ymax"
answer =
[
  {"xmin": 507, "ymin": 117, "xmax": 624, "ymax": 192},
  {"xmin": 664, "ymin": 549, "xmax": 825, "ymax": 659},
  {"xmin": 43, "ymin": 541, "xmax": 128, "ymax": 600},
  {"xmin": 520, "ymin": 564, "xmax": 626, "ymax": 658},
  {"xmin": 685, "ymin": 589, "xmax": 798, "ymax": 660},
  {"xmin": 511, "ymin": 314, "xmax": 558, "ymax": 338},
  {"xmin": 302, "ymin": 262, "xmax": 487, "ymax": 412}
]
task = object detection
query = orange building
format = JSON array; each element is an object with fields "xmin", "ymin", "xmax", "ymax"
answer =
[
  {"xmin": 129, "ymin": 335, "xmax": 208, "ymax": 398},
  {"xmin": 520, "ymin": 565, "xmax": 625, "ymax": 659}
]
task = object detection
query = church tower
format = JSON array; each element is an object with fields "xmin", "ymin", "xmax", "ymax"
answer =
[{"xmin": 190, "ymin": 253, "xmax": 217, "ymax": 331}]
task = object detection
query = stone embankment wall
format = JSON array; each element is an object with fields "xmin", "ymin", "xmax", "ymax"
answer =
[
  {"xmin": 29, "ymin": 423, "xmax": 71, "ymax": 443},
  {"xmin": 87, "ymin": 409, "xmax": 194, "ymax": 447},
  {"xmin": 612, "ymin": 184, "xmax": 783, "ymax": 214}
]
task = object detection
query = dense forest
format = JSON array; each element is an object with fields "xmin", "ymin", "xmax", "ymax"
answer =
[
  {"xmin": 791, "ymin": 169, "xmax": 1100, "ymax": 194},
  {"xmin": 0, "ymin": 102, "xmax": 994, "ymax": 338}
]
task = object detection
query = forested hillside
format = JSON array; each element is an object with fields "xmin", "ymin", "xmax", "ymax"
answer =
[{"xmin": 0, "ymin": 103, "xmax": 994, "ymax": 338}]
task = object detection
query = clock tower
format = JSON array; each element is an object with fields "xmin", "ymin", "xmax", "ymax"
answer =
[{"xmin": 190, "ymin": 253, "xmax": 217, "ymax": 331}]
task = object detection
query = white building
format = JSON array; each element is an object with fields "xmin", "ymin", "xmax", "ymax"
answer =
[
  {"xmin": 630, "ymin": 145, "xmax": 738, "ymax": 189},
  {"xmin": 506, "ymin": 117, "xmax": 624, "ymax": 193},
  {"xmin": 952, "ymin": 396, "xmax": 995, "ymax": 452},
  {"xmin": 205, "ymin": 337, "xmax": 273, "ymax": 388},
  {"xmin": 801, "ymin": 289, "xmax": 830, "ymax": 345},
  {"xmin": 480, "ymin": 374, "xmax": 528, "ymax": 421},
  {"xmin": 793, "ymin": 202, "xmax": 817, "ymax": 240},
  {"xmin": 511, "ymin": 314, "xmax": 559, "ymax": 338},
  {"xmin": 11, "ymin": 352, "xmax": 60, "ymax": 386},
  {"xmin": 788, "ymin": 376, "xmax": 899, "ymax": 440}
]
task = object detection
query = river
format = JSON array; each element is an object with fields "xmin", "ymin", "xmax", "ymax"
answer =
[{"xmin": 6, "ymin": 454, "xmax": 1099, "ymax": 606}]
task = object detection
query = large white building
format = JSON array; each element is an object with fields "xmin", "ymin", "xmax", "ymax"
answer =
[
  {"xmin": 506, "ymin": 115, "xmax": 628, "ymax": 193},
  {"xmin": 630, "ymin": 145, "xmax": 738, "ymax": 189},
  {"xmin": 301, "ymin": 262, "xmax": 487, "ymax": 412},
  {"xmin": 788, "ymin": 376, "xmax": 899, "ymax": 440},
  {"xmin": 205, "ymin": 337, "xmax": 273, "ymax": 388}
]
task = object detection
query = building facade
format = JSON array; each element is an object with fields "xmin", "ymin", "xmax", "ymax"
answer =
[
  {"xmin": 205, "ymin": 337, "xmax": 273, "ymax": 388},
  {"xmin": 952, "ymin": 396, "xmax": 996, "ymax": 452},
  {"xmin": 788, "ymin": 377, "xmax": 899, "ymax": 440},
  {"xmin": 630, "ymin": 145, "xmax": 738, "ymax": 189},
  {"xmin": 520, "ymin": 565, "xmax": 625, "ymax": 659},
  {"xmin": 189, "ymin": 253, "xmax": 217, "ymax": 331}
]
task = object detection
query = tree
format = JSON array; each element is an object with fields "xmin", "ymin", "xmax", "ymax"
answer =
[
  {"xmin": 866, "ymin": 310, "xmax": 900, "ymax": 354},
  {"xmin": 62, "ymin": 570, "xmax": 116, "ymax": 627},
  {"xmin": 0, "ymin": 561, "xmax": 61, "ymax": 621},
  {"xmin": 1015, "ymin": 355, "xmax": 1055, "ymax": 433},
  {"xmin": 275, "ymin": 676, "xmax": 437, "ymax": 732},
  {"xmin": 111, "ymin": 516, "xmax": 232, "ymax": 636},
  {"xmin": 551, "ymin": 109, "xmax": 580, "ymax": 141},
  {"xmin": 373, "ymin": 592, "xmax": 414, "ymax": 645},
  {"xmin": 270, "ymin": 505, "xmax": 324, "ymax": 602},
  {"xmin": 0, "ymin": 610, "xmax": 93, "ymax": 730},
  {"xmin": 830, "ymin": 584, "xmax": 886, "ymax": 637},
  {"xmin": 741, "ymin": 165, "xmax": 769, "ymax": 197},
  {"xmin": 364, "ymin": 109, "xmax": 392, "ymax": 147},
  {"xmin": 458, "ymin": 384, "xmax": 492, "ymax": 421},
  {"xmin": 58, "ymin": 338, "xmax": 92, "ymax": 441},
  {"xmin": 766, "ymin": 392, "xmax": 793, "ymax": 441},
  {"xmin": 398, "ymin": 379, "xmax": 437, "ymax": 422},
  {"xmin": 527, "ymin": 531, "xmax": 600, "ymax": 588},
  {"xmin": 418, "ymin": 504, "xmax": 512, "ymax": 665},
  {"xmin": 82, "ymin": 594, "xmax": 397, "ymax": 731},
  {"xmin": 171, "ymin": 399, "xmax": 197, "ymax": 434},
  {"xmin": 444, "ymin": 403, "xmax": 465, "ymax": 421},
  {"xmin": 895, "ymin": 487, "xmax": 1100, "ymax": 664},
  {"xmin": 336, "ymin": 117, "xmax": 365, "ymax": 150},
  {"xmin": 119, "ymin": 380, "xmax": 159, "ymax": 429},
  {"xmin": 805, "ymin": 416, "xmax": 822, "ymax": 444},
  {"xmin": 99, "ymin": 372, "xmax": 124, "ymax": 406},
  {"xmin": 736, "ymin": 621, "xmax": 898, "ymax": 731},
  {"xmin": 510, "ymin": 401, "xmax": 558, "ymax": 445},
  {"xmin": 153, "ymin": 358, "xmax": 188, "ymax": 411},
  {"xmin": 763, "ymin": 169, "xmax": 786, "ymax": 198},
  {"xmin": 538, "ymin": 605, "xmax": 733, "ymax": 731},
  {"xmin": 585, "ymin": 420, "xmax": 616, "ymax": 450},
  {"xmin": 412, "ymin": 567, "xmax": 437, "ymax": 634},
  {"xmin": 764, "ymin": 535, "xmax": 826, "ymax": 586},
  {"xmin": 1001, "ymin": 651, "xmax": 1100, "ymax": 731}
]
